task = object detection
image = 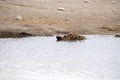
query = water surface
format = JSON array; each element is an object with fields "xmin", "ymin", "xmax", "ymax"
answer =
[{"xmin": 0, "ymin": 35, "xmax": 120, "ymax": 80}]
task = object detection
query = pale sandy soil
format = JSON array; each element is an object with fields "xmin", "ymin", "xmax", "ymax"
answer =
[{"xmin": 0, "ymin": 0, "xmax": 120, "ymax": 37}]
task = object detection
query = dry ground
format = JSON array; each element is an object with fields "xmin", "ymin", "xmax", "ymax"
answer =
[{"xmin": 0, "ymin": 0, "xmax": 120, "ymax": 37}]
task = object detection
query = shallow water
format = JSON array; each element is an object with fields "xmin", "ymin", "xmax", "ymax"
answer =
[{"xmin": 0, "ymin": 35, "xmax": 120, "ymax": 80}]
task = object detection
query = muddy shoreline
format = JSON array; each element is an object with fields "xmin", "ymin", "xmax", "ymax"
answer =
[
  {"xmin": 0, "ymin": 29, "xmax": 120, "ymax": 38},
  {"xmin": 0, "ymin": 0, "xmax": 120, "ymax": 38}
]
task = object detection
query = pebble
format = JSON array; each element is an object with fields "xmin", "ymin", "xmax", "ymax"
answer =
[
  {"xmin": 83, "ymin": 0, "xmax": 90, "ymax": 3},
  {"xmin": 112, "ymin": 0, "xmax": 116, "ymax": 3},
  {"xmin": 57, "ymin": 7, "xmax": 65, "ymax": 11},
  {"xmin": 15, "ymin": 16, "xmax": 22, "ymax": 20}
]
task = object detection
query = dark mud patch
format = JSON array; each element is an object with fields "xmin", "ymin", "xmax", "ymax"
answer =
[
  {"xmin": 0, "ymin": 31, "xmax": 32, "ymax": 38},
  {"xmin": 0, "ymin": 0, "xmax": 6, "ymax": 1}
]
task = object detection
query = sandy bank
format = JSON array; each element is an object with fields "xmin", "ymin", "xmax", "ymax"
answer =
[{"xmin": 0, "ymin": 0, "xmax": 120, "ymax": 38}]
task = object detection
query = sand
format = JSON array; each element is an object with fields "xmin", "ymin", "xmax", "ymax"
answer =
[{"xmin": 0, "ymin": 0, "xmax": 120, "ymax": 37}]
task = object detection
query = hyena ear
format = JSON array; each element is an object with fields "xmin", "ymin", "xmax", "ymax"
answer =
[{"xmin": 56, "ymin": 36, "xmax": 62, "ymax": 41}]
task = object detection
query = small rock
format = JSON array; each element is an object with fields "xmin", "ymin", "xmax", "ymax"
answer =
[
  {"xmin": 65, "ymin": 19, "xmax": 68, "ymax": 21},
  {"xmin": 112, "ymin": 0, "xmax": 116, "ymax": 3},
  {"xmin": 83, "ymin": 0, "xmax": 90, "ymax": 3},
  {"xmin": 57, "ymin": 7, "xmax": 65, "ymax": 11},
  {"xmin": 15, "ymin": 16, "xmax": 22, "ymax": 20}
]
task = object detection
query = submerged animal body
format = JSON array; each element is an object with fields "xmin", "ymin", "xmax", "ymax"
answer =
[{"xmin": 56, "ymin": 33, "xmax": 86, "ymax": 41}]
